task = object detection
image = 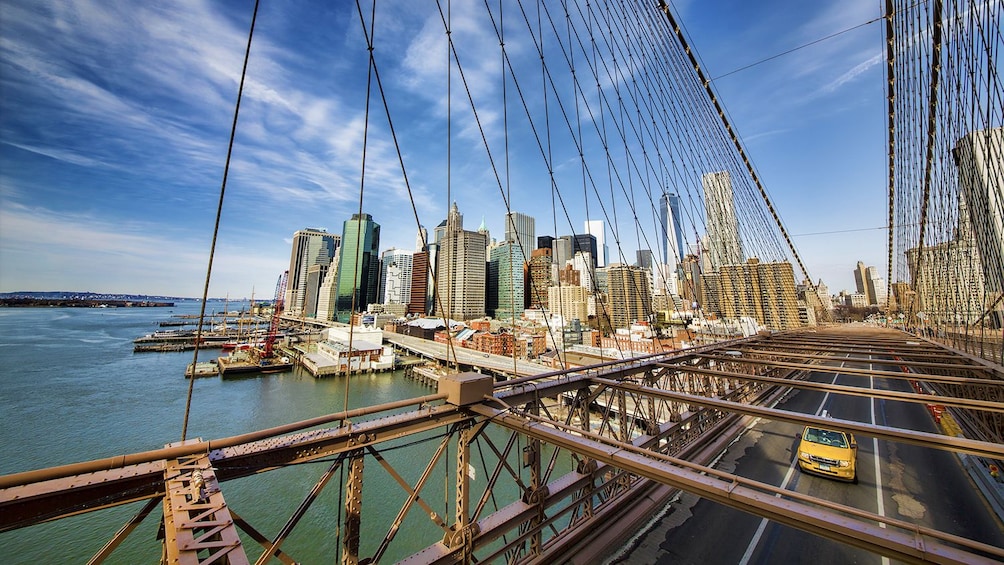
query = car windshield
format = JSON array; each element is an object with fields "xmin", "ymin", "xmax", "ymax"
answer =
[{"xmin": 803, "ymin": 427, "xmax": 848, "ymax": 448}]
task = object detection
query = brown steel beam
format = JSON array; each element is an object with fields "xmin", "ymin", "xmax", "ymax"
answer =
[
  {"xmin": 0, "ymin": 393, "xmax": 448, "ymax": 490},
  {"xmin": 470, "ymin": 403, "xmax": 1003, "ymax": 564},
  {"xmin": 596, "ymin": 378, "xmax": 1004, "ymax": 459},
  {"xmin": 230, "ymin": 510, "xmax": 298, "ymax": 565},
  {"xmin": 696, "ymin": 354, "xmax": 1004, "ymax": 388},
  {"xmin": 733, "ymin": 349, "xmax": 993, "ymax": 374},
  {"xmin": 1, "ymin": 402, "xmax": 466, "ymax": 532},
  {"xmin": 162, "ymin": 449, "xmax": 248, "ymax": 565},
  {"xmin": 86, "ymin": 496, "xmax": 161, "ymax": 565},
  {"xmin": 666, "ymin": 365, "xmax": 1004, "ymax": 413}
]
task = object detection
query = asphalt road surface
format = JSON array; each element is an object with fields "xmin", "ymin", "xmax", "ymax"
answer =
[{"xmin": 613, "ymin": 354, "xmax": 1004, "ymax": 564}]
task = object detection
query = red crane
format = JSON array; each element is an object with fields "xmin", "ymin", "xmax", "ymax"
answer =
[{"xmin": 263, "ymin": 270, "xmax": 288, "ymax": 359}]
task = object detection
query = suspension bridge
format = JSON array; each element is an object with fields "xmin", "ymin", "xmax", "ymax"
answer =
[{"xmin": 1, "ymin": 0, "xmax": 1002, "ymax": 563}]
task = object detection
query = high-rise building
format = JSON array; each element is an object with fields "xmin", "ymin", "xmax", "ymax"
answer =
[
  {"xmin": 636, "ymin": 250, "xmax": 653, "ymax": 269},
  {"xmin": 714, "ymin": 258, "xmax": 801, "ymax": 330},
  {"xmin": 814, "ymin": 279, "xmax": 833, "ymax": 311},
  {"xmin": 528, "ymin": 247, "xmax": 553, "ymax": 309},
  {"xmin": 478, "ymin": 216, "xmax": 492, "ymax": 251},
  {"xmin": 890, "ymin": 281, "xmax": 920, "ymax": 314},
  {"xmin": 334, "ymin": 213, "xmax": 380, "ymax": 323},
  {"xmin": 379, "ymin": 248, "xmax": 413, "ymax": 305},
  {"xmin": 906, "ymin": 237, "xmax": 986, "ymax": 324},
  {"xmin": 660, "ymin": 193, "xmax": 685, "ymax": 268},
  {"xmin": 584, "ymin": 220, "xmax": 607, "ymax": 267},
  {"xmin": 285, "ymin": 228, "xmax": 340, "ymax": 317},
  {"xmin": 504, "ymin": 211, "xmax": 535, "ymax": 257},
  {"xmin": 853, "ymin": 261, "xmax": 874, "ymax": 305},
  {"xmin": 558, "ymin": 264, "xmax": 581, "ymax": 286},
  {"xmin": 435, "ymin": 202, "xmax": 487, "ymax": 320},
  {"xmin": 415, "ymin": 225, "xmax": 428, "ymax": 252},
  {"xmin": 652, "ymin": 262, "xmax": 677, "ymax": 296},
  {"xmin": 304, "ymin": 264, "xmax": 324, "ymax": 318},
  {"xmin": 315, "ymin": 256, "xmax": 340, "ymax": 321},
  {"xmin": 409, "ymin": 251, "xmax": 431, "ymax": 315},
  {"xmin": 702, "ymin": 171, "xmax": 743, "ymax": 268},
  {"xmin": 679, "ymin": 254, "xmax": 702, "ymax": 307},
  {"xmin": 548, "ymin": 284, "xmax": 590, "ymax": 324},
  {"xmin": 570, "ymin": 251, "xmax": 594, "ymax": 291},
  {"xmin": 537, "ymin": 235, "xmax": 555, "ymax": 251},
  {"xmin": 605, "ymin": 264, "xmax": 652, "ymax": 329},
  {"xmin": 554, "ymin": 235, "xmax": 574, "ymax": 268},
  {"xmin": 953, "ymin": 127, "xmax": 1003, "ymax": 294},
  {"xmin": 488, "ymin": 241, "xmax": 526, "ymax": 323},
  {"xmin": 433, "ymin": 219, "xmax": 449, "ymax": 244},
  {"xmin": 865, "ymin": 266, "xmax": 887, "ymax": 306},
  {"xmin": 593, "ymin": 263, "xmax": 609, "ymax": 295},
  {"xmin": 409, "ymin": 226, "xmax": 432, "ymax": 315},
  {"xmin": 571, "ymin": 233, "xmax": 598, "ymax": 269}
]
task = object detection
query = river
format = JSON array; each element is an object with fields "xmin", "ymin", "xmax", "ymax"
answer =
[{"xmin": 0, "ymin": 302, "xmax": 470, "ymax": 563}]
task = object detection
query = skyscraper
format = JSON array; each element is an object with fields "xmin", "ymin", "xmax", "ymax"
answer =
[
  {"xmin": 409, "ymin": 251, "xmax": 431, "ymax": 315},
  {"xmin": 605, "ymin": 264, "xmax": 652, "ymax": 329},
  {"xmin": 953, "ymin": 127, "xmax": 1004, "ymax": 294},
  {"xmin": 334, "ymin": 213, "xmax": 380, "ymax": 323},
  {"xmin": 435, "ymin": 202, "xmax": 487, "ymax": 320},
  {"xmin": 570, "ymin": 251, "xmax": 594, "ymax": 291},
  {"xmin": 488, "ymin": 241, "xmax": 526, "ymax": 323},
  {"xmin": 415, "ymin": 225, "xmax": 428, "ymax": 252},
  {"xmin": 906, "ymin": 238, "xmax": 986, "ymax": 324},
  {"xmin": 584, "ymin": 220, "xmax": 607, "ymax": 267},
  {"xmin": 378, "ymin": 248, "xmax": 413, "ymax": 305},
  {"xmin": 660, "ymin": 193, "xmax": 685, "ymax": 267},
  {"xmin": 548, "ymin": 284, "xmax": 590, "ymax": 324},
  {"xmin": 553, "ymin": 235, "xmax": 573, "ymax": 268},
  {"xmin": 315, "ymin": 259, "xmax": 339, "ymax": 322},
  {"xmin": 636, "ymin": 250, "xmax": 654, "ymax": 269},
  {"xmin": 537, "ymin": 235, "xmax": 555, "ymax": 251},
  {"xmin": 865, "ymin": 266, "xmax": 887, "ymax": 306},
  {"xmin": 702, "ymin": 171, "xmax": 743, "ymax": 268},
  {"xmin": 504, "ymin": 211, "xmax": 535, "ymax": 257},
  {"xmin": 715, "ymin": 258, "xmax": 801, "ymax": 331},
  {"xmin": 528, "ymin": 247, "xmax": 553, "ymax": 309},
  {"xmin": 853, "ymin": 261, "xmax": 874, "ymax": 305},
  {"xmin": 285, "ymin": 228, "xmax": 340, "ymax": 317},
  {"xmin": 571, "ymin": 233, "xmax": 598, "ymax": 269}
]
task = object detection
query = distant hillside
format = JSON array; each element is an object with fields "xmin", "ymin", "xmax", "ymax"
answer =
[
  {"xmin": 0, "ymin": 291, "xmax": 231, "ymax": 302},
  {"xmin": 0, "ymin": 296, "xmax": 176, "ymax": 308}
]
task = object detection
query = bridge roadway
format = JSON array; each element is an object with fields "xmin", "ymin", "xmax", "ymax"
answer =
[
  {"xmin": 616, "ymin": 348, "xmax": 1004, "ymax": 564},
  {"xmin": 2, "ymin": 327, "xmax": 1002, "ymax": 563}
]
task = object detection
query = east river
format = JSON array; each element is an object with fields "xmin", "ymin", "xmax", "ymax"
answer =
[{"xmin": 0, "ymin": 302, "xmax": 472, "ymax": 563}]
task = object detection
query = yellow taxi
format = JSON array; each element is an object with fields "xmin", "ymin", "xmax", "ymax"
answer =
[{"xmin": 796, "ymin": 424, "xmax": 858, "ymax": 483}]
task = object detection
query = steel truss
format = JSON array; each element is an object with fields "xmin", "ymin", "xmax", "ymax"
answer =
[{"xmin": 2, "ymin": 328, "xmax": 1002, "ymax": 564}]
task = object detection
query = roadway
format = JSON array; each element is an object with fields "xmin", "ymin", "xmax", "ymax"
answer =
[
  {"xmin": 616, "ymin": 353, "xmax": 1004, "ymax": 564},
  {"xmin": 384, "ymin": 332, "xmax": 550, "ymax": 377}
]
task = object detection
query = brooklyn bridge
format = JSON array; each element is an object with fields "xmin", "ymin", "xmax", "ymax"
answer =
[{"xmin": 1, "ymin": 1, "xmax": 1002, "ymax": 563}]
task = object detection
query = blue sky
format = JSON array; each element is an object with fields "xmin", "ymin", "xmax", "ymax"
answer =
[{"xmin": 0, "ymin": 0, "xmax": 888, "ymax": 298}]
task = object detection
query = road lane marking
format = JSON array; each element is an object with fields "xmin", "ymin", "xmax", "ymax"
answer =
[
  {"xmin": 738, "ymin": 362, "xmax": 844, "ymax": 565},
  {"xmin": 870, "ymin": 357, "xmax": 890, "ymax": 565}
]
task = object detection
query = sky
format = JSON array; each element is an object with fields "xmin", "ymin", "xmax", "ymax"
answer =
[{"xmin": 0, "ymin": 0, "xmax": 889, "ymax": 298}]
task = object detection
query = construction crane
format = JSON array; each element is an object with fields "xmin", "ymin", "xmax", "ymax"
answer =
[{"xmin": 262, "ymin": 270, "xmax": 288, "ymax": 359}]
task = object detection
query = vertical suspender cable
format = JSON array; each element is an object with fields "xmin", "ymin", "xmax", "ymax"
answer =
[{"xmin": 181, "ymin": 0, "xmax": 260, "ymax": 441}]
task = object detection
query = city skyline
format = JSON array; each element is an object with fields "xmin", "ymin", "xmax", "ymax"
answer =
[{"xmin": 1, "ymin": 1, "xmax": 892, "ymax": 297}]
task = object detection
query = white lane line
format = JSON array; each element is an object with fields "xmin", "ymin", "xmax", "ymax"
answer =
[
  {"xmin": 870, "ymin": 356, "xmax": 890, "ymax": 565},
  {"xmin": 738, "ymin": 362, "xmax": 844, "ymax": 565}
]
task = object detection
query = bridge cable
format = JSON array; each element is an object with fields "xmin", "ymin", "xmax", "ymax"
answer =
[{"xmin": 181, "ymin": 0, "xmax": 260, "ymax": 442}]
